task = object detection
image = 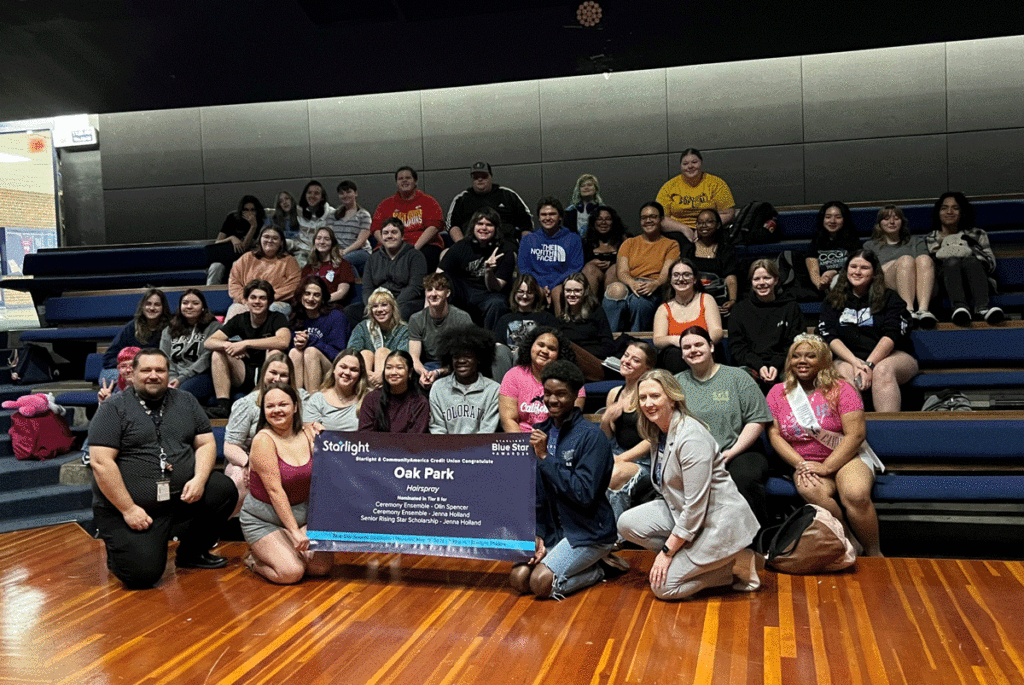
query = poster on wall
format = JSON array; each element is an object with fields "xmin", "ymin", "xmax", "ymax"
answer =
[
  {"xmin": 0, "ymin": 130, "xmax": 57, "ymax": 330},
  {"xmin": 307, "ymin": 432, "xmax": 536, "ymax": 562}
]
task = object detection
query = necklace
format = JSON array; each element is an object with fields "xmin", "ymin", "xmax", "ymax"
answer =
[{"xmin": 674, "ymin": 293, "xmax": 697, "ymax": 308}]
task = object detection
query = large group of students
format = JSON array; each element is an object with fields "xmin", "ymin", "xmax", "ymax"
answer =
[{"xmin": 87, "ymin": 151, "xmax": 1008, "ymax": 599}]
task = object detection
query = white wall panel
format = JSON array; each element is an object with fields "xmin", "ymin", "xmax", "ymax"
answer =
[
  {"xmin": 803, "ymin": 44, "xmax": 946, "ymax": 142},
  {"xmin": 667, "ymin": 57, "xmax": 803, "ymax": 150}
]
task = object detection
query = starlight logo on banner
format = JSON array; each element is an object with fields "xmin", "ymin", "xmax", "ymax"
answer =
[{"xmin": 307, "ymin": 432, "xmax": 535, "ymax": 561}]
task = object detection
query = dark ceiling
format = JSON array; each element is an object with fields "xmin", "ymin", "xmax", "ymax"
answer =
[{"xmin": 2, "ymin": 0, "xmax": 1022, "ymax": 121}]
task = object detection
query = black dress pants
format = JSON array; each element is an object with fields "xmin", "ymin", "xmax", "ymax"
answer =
[{"xmin": 94, "ymin": 471, "xmax": 237, "ymax": 589}]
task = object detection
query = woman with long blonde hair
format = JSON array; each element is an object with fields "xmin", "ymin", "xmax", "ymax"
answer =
[{"xmin": 346, "ymin": 288, "xmax": 410, "ymax": 387}]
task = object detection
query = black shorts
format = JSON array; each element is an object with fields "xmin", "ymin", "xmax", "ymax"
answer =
[{"xmin": 239, "ymin": 363, "xmax": 260, "ymax": 394}]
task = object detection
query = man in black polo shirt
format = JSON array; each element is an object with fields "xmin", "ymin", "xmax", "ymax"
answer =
[{"xmin": 89, "ymin": 349, "xmax": 237, "ymax": 589}]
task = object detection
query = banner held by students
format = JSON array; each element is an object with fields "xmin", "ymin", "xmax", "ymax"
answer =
[{"xmin": 307, "ymin": 432, "xmax": 535, "ymax": 561}]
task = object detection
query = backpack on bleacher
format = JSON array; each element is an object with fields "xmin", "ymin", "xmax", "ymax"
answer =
[
  {"xmin": 724, "ymin": 201, "xmax": 780, "ymax": 246},
  {"xmin": 921, "ymin": 389, "xmax": 972, "ymax": 412},
  {"xmin": 776, "ymin": 250, "xmax": 819, "ymax": 302}
]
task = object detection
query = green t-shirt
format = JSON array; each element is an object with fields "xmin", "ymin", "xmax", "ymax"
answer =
[{"xmin": 674, "ymin": 365, "xmax": 772, "ymax": 451}]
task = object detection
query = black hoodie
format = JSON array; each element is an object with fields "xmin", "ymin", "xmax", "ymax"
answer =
[{"xmin": 727, "ymin": 290, "xmax": 804, "ymax": 372}]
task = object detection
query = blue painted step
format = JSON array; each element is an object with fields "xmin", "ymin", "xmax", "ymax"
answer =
[
  {"xmin": 0, "ymin": 452, "xmax": 86, "ymax": 492},
  {"xmin": 0, "ymin": 385, "xmax": 22, "ymax": 403},
  {"xmin": 0, "ymin": 483, "xmax": 93, "ymax": 519},
  {"xmin": 0, "ymin": 508, "xmax": 94, "ymax": 535}
]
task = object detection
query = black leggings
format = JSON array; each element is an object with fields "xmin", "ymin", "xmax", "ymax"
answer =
[{"xmin": 726, "ymin": 450, "xmax": 770, "ymax": 527}]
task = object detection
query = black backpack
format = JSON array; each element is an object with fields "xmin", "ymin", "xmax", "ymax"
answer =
[{"xmin": 725, "ymin": 201, "xmax": 780, "ymax": 246}]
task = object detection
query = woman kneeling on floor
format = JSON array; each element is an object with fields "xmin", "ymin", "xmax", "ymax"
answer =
[
  {"xmin": 617, "ymin": 369, "xmax": 760, "ymax": 600},
  {"xmin": 241, "ymin": 382, "xmax": 332, "ymax": 583}
]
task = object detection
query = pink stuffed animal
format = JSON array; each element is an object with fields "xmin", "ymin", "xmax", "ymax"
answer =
[{"xmin": 2, "ymin": 393, "xmax": 52, "ymax": 417}]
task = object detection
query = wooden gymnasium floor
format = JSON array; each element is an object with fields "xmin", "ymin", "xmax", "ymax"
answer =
[{"xmin": 2, "ymin": 524, "xmax": 1023, "ymax": 685}]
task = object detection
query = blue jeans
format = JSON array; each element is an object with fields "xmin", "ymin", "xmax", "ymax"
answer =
[
  {"xmin": 542, "ymin": 537, "xmax": 615, "ymax": 598},
  {"xmin": 603, "ymin": 292, "xmax": 659, "ymax": 332},
  {"xmin": 177, "ymin": 373, "xmax": 214, "ymax": 405},
  {"xmin": 342, "ymin": 250, "xmax": 368, "ymax": 275},
  {"xmin": 607, "ymin": 461, "xmax": 651, "ymax": 525}
]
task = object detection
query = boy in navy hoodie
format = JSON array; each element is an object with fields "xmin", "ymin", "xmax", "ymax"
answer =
[{"xmin": 509, "ymin": 360, "xmax": 628, "ymax": 598}]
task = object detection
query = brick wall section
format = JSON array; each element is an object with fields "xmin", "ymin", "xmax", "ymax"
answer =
[{"xmin": 0, "ymin": 189, "xmax": 56, "ymax": 228}]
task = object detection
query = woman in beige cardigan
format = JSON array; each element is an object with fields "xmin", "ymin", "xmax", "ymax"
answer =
[{"xmin": 617, "ymin": 369, "xmax": 760, "ymax": 600}]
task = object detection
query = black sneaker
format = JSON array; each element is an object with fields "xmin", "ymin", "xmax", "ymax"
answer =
[
  {"xmin": 597, "ymin": 553, "xmax": 630, "ymax": 580},
  {"xmin": 951, "ymin": 307, "xmax": 972, "ymax": 327},
  {"xmin": 917, "ymin": 310, "xmax": 938, "ymax": 329},
  {"xmin": 980, "ymin": 307, "xmax": 1005, "ymax": 325},
  {"xmin": 205, "ymin": 402, "xmax": 231, "ymax": 419}
]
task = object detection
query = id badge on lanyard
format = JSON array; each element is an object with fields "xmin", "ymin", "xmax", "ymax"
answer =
[{"xmin": 156, "ymin": 448, "xmax": 171, "ymax": 502}]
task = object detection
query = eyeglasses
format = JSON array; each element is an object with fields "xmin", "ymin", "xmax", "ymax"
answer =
[
  {"xmin": 640, "ymin": 213, "xmax": 661, "ymax": 222},
  {"xmin": 563, "ymin": 288, "xmax": 584, "ymax": 295},
  {"xmin": 672, "ymin": 272, "xmax": 695, "ymax": 281}
]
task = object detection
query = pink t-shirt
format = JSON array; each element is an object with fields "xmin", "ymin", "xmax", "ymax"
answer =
[
  {"xmin": 766, "ymin": 381, "xmax": 863, "ymax": 462},
  {"xmin": 499, "ymin": 365, "xmax": 586, "ymax": 433}
]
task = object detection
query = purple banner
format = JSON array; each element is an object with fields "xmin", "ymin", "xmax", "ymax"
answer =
[{"xmin": 307, "ymin": 432, "xmax": 535, "ymax": 561}]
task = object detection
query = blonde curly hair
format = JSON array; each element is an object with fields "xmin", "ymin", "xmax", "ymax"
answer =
[{"xmin": 782, "ymin": 333, "xmax": 845, "ymax": 410}]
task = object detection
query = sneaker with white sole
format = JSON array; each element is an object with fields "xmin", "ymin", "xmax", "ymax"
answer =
[
  {"xmin": 951, "ymin": 307, "xmax": 972, "ymax": 327},
  {"xmin": 979, "ymin": 306, "xmax": 1005, "ymax": 325},
  {"xmin": 917, "ymin": 310, "xmax": 938, "ymax": 329}
]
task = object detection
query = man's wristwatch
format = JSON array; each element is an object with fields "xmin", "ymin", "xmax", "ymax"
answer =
[{"xmin": 661, "ymin": 544, "xmax": 674, "ymax": 556}]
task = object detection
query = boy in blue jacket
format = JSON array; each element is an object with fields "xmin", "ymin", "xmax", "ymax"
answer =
[{"xmin": 510, "ymin": 360, "xmax": 628, "ymax": 598}]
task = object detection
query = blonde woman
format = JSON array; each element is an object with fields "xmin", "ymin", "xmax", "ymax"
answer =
[
  {"xmin": 346, "ymin": 288, "xmax": 410, "ymax": 387},
  {"xmin": 863, "ymin": 205, "xmax": 936, "ymax": 327},
  {"xmin": 617, "ymin": 369, "xmax": 760, "ymax": 600},
  {"xmin": 766, "ymin": 334, "xmax": 882, "ymax": 556},
  {"xmin": 564, "ymin": 173, "xmax": 603, "ymax": 237}
]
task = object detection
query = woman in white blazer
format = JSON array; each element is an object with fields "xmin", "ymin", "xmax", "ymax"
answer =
[{"xmin": 617, "ymin": 369, "xmax": 760, "ymax": 600}]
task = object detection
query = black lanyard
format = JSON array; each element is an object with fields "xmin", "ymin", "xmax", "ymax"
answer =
[
  {"xmin": 653, "ymin": 434, "xmax": 667, "ymax": 487},
  {"xmin": 133, "ymin": 389, "xmax": 170, "ymax": 475}
]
